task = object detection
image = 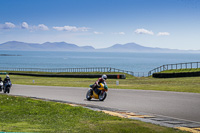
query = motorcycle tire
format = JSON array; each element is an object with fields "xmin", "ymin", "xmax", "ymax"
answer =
[
  {"xmin": 86, "ymin": 89, "xmax": 92, "ymax": 100},
  {"xmin": 4, "ymin": 88, "xmax": 7, "ymax": 93},
  {"xmin": 99, "ymin": 91, "xmax": 107, "ymax": 101}
]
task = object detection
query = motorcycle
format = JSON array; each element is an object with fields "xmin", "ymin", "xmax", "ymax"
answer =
[
  {"xmin": 0, "ymin": 81, "xmax": 3, "ymax": 92},
  {"xmin": 86, "ymin": 83, "xmax": 108, "ymax": 101},
  {"xmin": 3, "ymin": 81, "xmax": 12, "ymax": 93}
]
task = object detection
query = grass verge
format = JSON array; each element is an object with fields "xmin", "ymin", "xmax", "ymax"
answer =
[
  {"xmin": 160, "ymin": 68, "xmax": 200, "ymax": 73},
  {"xmin": 1, "ymin": 71, "xmax": 200, "ymax": 93},
  {"xmin": 0, "ymin": 94, "xmax": 186, "ymax": 133}
]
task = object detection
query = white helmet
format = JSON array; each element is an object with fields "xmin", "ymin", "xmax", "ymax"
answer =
[
  {"xmin": 102, "ymin": 74, "xmax": 107, "ymax": 80},
  {"xmin": 6, "ymin": 75, "xmax": 9, "ymax": 78}
]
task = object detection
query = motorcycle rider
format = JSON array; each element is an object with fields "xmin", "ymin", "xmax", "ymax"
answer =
[
  {"xmin": 3, "ymin": 75, "xmax": 12, "ymax": 93},
  {"xmin": 4, "ymin": 75, "xmax": 10, "ymax": 83},
  {"xmin": 92, "ymin": 74, "xmax": 107, "ymax": 90}
]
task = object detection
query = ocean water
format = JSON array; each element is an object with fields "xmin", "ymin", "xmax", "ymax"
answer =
[{"xmin": 0, "ymin": 51, "xmax": 200, "ymax": 74}]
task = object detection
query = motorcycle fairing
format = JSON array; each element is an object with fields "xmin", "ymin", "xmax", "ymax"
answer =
[{"xmin": 94, "ymin": 87, "xmax": 101, "ymax": 95}]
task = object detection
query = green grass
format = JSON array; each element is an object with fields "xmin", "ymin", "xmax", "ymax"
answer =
[
  {"xmin": 3, "ymin": 71, "xmax": 131, "ymax": 76},
  {"xmin": 160, "ymin": 68, "xmax": 200, "ymax": 73},
  {"xmin": 1, "ymin": 71, "xmax": 200, "ymax": 93},
  {"xmin": 0, "ymin": 94, "xmax": 186, "ymax": 133}
]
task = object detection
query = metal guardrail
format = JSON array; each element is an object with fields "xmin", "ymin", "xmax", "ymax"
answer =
[
  {"xmin": 3, "ymin": 61, "xmax": 199, "ymax": 77},
  {"xmin": 0, "ymin": 67, "xmax": 147, "ymax": 77},
  {"xmin": 148, "ymin": 62, "xmax": 200, "ymax": 76}
]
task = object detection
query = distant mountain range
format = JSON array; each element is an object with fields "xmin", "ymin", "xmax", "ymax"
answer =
[
  {"xmin": 99, "ymin": 43, "xmax": 182, "ymax": 53},
  {"xmin": 0, "ymin": 41, "xmax": 198, "ymax": 53},
  {"xmin": 0, "ymin": 41, "xmax": 95, "ymax": 51}
]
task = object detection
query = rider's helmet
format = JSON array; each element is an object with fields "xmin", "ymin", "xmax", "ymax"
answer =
[
  {"xmin": 102, "ymin": 74, "xmax": 107, "ymax": 81},
  {"xmin": 6, "ymin": 75, "xmax": 9, "ymax": 78}
]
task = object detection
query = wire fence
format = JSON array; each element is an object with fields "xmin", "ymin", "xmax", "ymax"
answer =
[
  {"xmin": 0, "ymin": 67, "xmax": 147, "ymax": 77},
  {"xmin": 148, "ymin": 62, "xmax": 200, "ymax": 76},
  {"xmin": 2, "ymin": 62, "xmax": 199, "ymax": 77}
]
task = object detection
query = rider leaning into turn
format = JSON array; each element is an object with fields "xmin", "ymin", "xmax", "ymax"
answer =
[
  {"xmin": 4, "ymin": 75, "xmax": 10, "ymax": 83},
  {"xmin": 92, "ymin": 74, "xmax": 107, "ymax": 89}
]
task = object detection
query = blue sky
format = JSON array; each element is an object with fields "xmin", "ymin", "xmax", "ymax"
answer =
[{"xmin": 0, "ymin": 0, "xmax": 200, "ymax": 50}]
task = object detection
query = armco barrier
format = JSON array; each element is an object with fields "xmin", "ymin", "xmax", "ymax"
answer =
[
  {"xmin": 153, "ymin": 71, "xmax": 200, "ymax": 78},
  {"xmin": 148, "ymin": 62, "xmax": 200, "ymax": 76},
  {"xmin": 8, "ymin": 73, "xmax": 126, "ymax": 79},
  {"xmin": 0, "ymin": 67, "xmax": 148, "ymax": 77}
]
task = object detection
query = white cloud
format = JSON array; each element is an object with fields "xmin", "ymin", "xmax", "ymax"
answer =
[
  {"xmin": 94, "ymin": 31, "xmax": 103, "ymax": 34},
  {"xmin": 0, "ymin": 22, "xmax": 15, "ymax": 29},
  {"xmin": 157, "ymin": 32, "xmax": 170, "ymax": 36},
  {"xmin": 113, "ymin": 32, "xmax": 125, "ymax": 35},
  {"xmin": 53, "ymin": 25, "xmax": 89, "ymax": 32},
  {"xmin": 21, "ymin": 22, "xmax": 49, "ymax": 31},
  {"xmin": 135, "ymin": 28, "xmax": 154, "ymax": 35},
  {"xmin": 21, "ymin": 22, "xmax": 29, "ymax": 29},
  {"xmin": 37, "ymin": 24, "xmax": 49, "ymax": 31}
]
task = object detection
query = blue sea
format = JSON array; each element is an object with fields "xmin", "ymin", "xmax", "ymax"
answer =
[{"xmin": 0, "ymin": 51, "xmax": 200, "ymax": 75}]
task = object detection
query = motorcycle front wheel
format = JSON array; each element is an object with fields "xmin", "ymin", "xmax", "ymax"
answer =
[
  {"xmin": 99, "ymin": 91, "xmax": 107, "ymax": 101},
  {"xmin": 86, "ymin": 89, "xmax": 92, "ymax": 100},
  {"xmin": 3, "ymin": 88, "xmax": 7, "ymax": 93}
]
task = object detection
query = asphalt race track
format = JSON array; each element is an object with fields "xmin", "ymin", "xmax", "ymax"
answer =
[{"xmin": 8, "ymin": 84, "xmax": 200, "ymax": 123}]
